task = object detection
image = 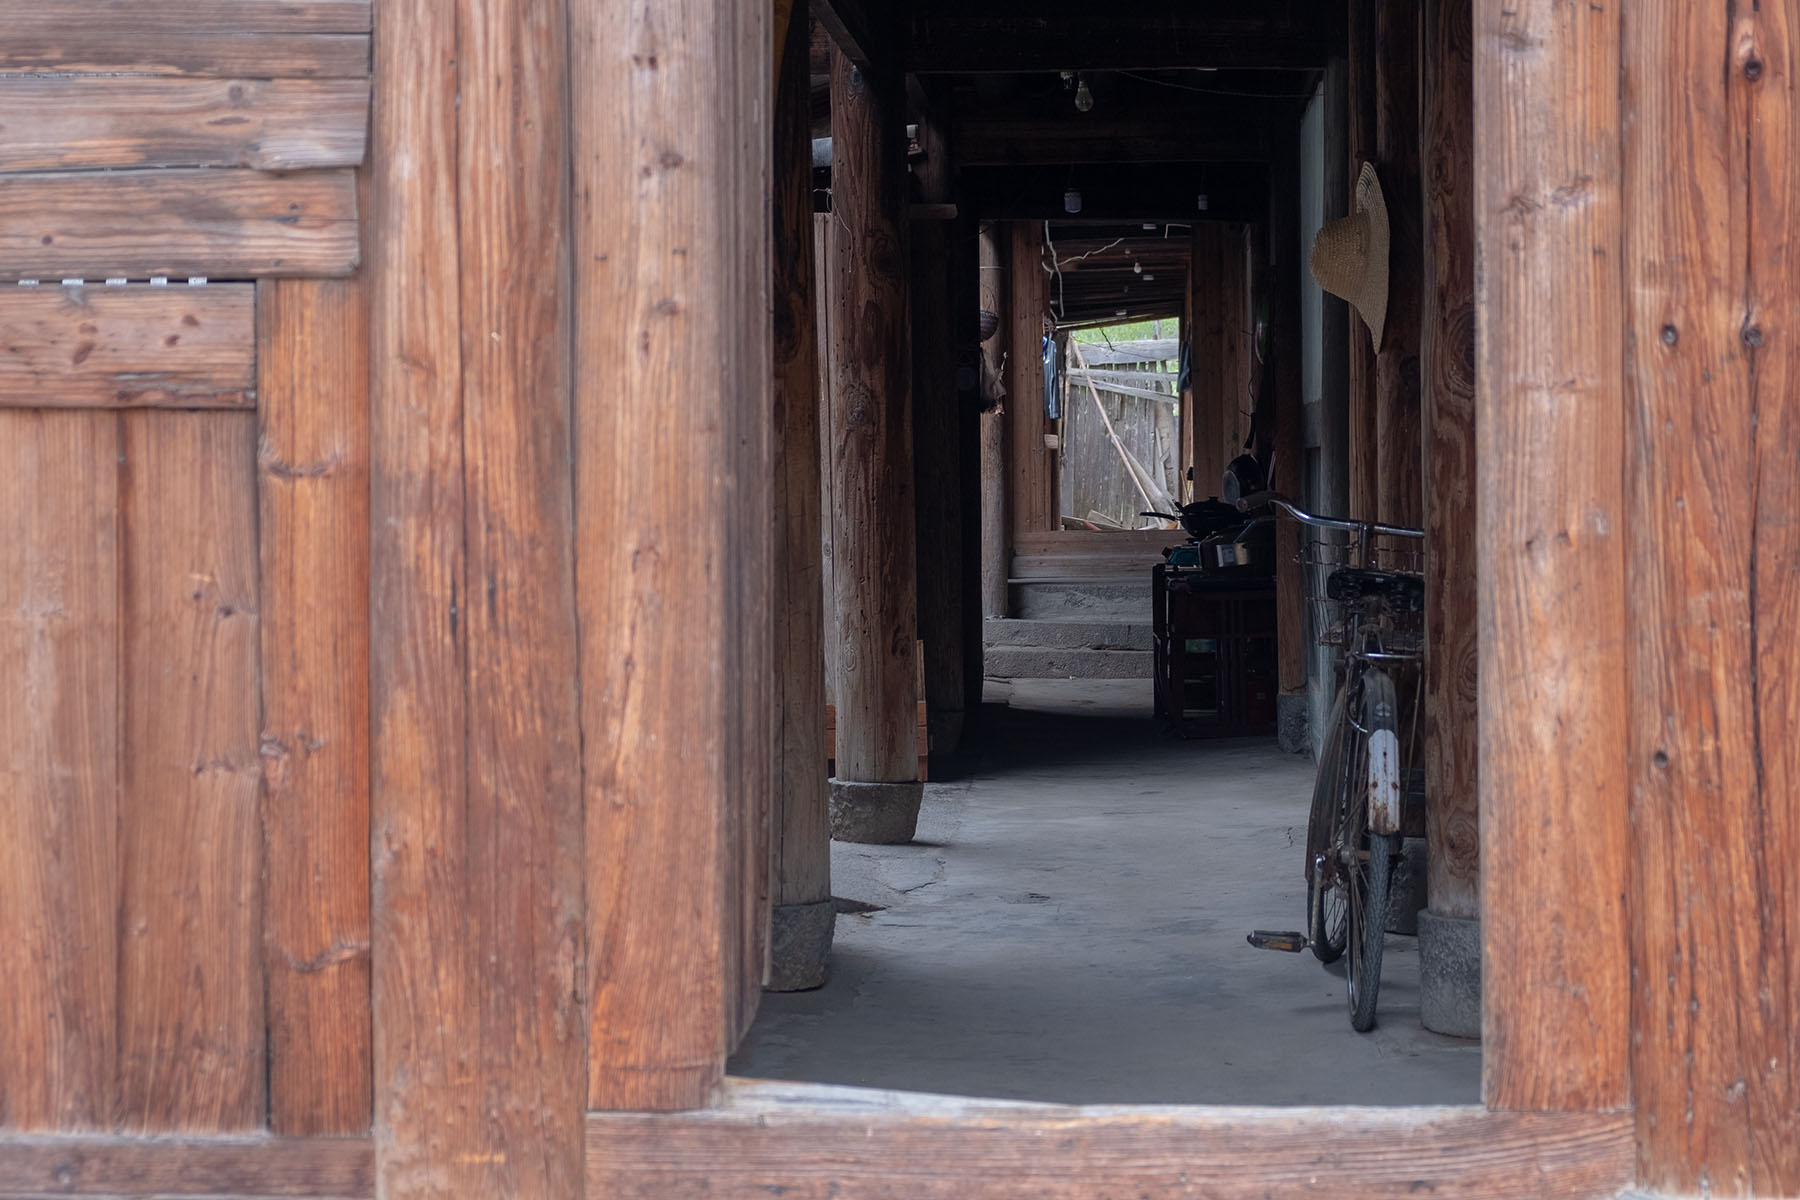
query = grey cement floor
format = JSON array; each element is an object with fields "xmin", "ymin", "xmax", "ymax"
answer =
[{"xmin": 729, "ymin": 678, "xmax": 1482, "ymax": 1106}]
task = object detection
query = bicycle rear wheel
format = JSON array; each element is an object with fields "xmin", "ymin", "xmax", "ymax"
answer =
[
  {"xmin": 1305, "ymin": 689, "xmax": 1351, "ymax": 963},
  {"xmin": 1346, "ymin": 669, "xmax": 1400, "ymax": 1031}
]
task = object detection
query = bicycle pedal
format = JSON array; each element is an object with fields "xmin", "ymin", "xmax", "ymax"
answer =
[{"xmin": 1246, "ymin": 930, "xmax": 1308, "ymax": 953}]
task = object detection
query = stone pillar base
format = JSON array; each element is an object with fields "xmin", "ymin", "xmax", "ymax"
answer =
[
  {"xmin": 829, "ymin": 779, "xmax": 923, "ymax": 844},
  {"xmin": 766, "ymin": 899, "xmax": 835, "ymax": 992},
  {"xmin": 1277, "ymin": 691, "xmax": 1310, "ymax": 755},
  {"xmin": 1419, "ymin": 908, "xmax": 1482, "ymax": 1038}
]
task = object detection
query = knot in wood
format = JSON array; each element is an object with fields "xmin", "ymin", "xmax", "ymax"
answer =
[
  {"xmin": 1660, "ymin": 324, "xmax": 1679, "ymax": 346},
  {"xmin": 1741, "ymin": 324, "xmax": 1764, "ymax": 348},
  {"xmin": 1744, "ymin": 58, "xmax": 1764, "ymax": 81}
]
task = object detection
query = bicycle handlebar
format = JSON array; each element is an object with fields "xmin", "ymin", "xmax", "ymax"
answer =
[{"xmin": 1234, "ymin": 491, "xmax": 1425, "ymax": 540}]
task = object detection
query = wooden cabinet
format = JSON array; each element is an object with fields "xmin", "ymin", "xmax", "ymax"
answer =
[{"xmin": 1151, "ymin": 565, "xmax": 1277, "ymax": 738}]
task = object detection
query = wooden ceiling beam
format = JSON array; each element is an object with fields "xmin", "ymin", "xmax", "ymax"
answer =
[
  {"xmin": 956, "ymin": 116, "xmax": 1271, "ymax": 166},
  {"xmin": 815, "ymin": 0, "xmax": 901, "ymax": 87},
  {"xmin": 908, "ymin": 12, "xmax": 1342, "ymax": 73}
]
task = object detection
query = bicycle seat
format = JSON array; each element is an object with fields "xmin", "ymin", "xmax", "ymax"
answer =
[{"xmin": 1326, "ymin": 567, "xmax": 1426, "ymax": 613}]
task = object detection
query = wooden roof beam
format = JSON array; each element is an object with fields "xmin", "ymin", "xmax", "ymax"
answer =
[
  {"xmin": 907, "ymin": 12, "xmax": 1343, "ymax": 73},
  {"xmin": 956, "ymin": 115, "xmax": 1271, "ymax": 166}
]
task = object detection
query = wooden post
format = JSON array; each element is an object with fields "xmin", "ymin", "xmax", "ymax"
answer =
[
  {"xmin": 979, "ymin": 221, "xmax": 1010, "ymax": 618},
  {"xmin": 1476, "ymin": 0, "xmax": 1629, "ymax": 1112},
  {"xmin": 1188, "ymin": 222, "xmax": 1238, "ymax": 501},
  {"xmin": 1374, "ymin": 0, "xmax": 1422, "ymax": 531},
  {"xmin": 825, "ymin": 45, "xmax": 923, "ymax": 844},
  {"xmin": 370, "ymin": 0, "xmax": 587, "ymax": 1186},
  {"xmin": 1419, "ymin": 0, "xmax": 1480, "ymax": 1039},
  {"xmin": 768, "ymin": 1, "xmax": 832, "ymax": 991},
  {"xmin": 575, "ymin": 0, "xmax": 771, "ymax": 1109},
  {"xmin": 909, "ymin": 93, "xmax": 967, "ymax": 756},
  {"xmin": 1269, "ymin": 135, "xmax": 1309, "ymax": 752},
  {"xmin": 1007, "ymin": 222, "xmax": 1051, "ymax": 538},
  {"xmin": 1345, "ymin": 0, "xmax": 1380, "ymax": 521},
  {"xmin": 1621, "ymin": 4, "xmax": 1800, "ymax": 1193}
]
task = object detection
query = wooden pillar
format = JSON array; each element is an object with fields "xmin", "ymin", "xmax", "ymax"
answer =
[
  {"xmin": 955, "ymin": 216, "xmax": 986, "ymax": 722},
  {"xmin": 1270, "ymin": 136, "xmax": 1309, "ymax": 746},
  {"xmin": 1374, "ymin": 0, "xmax": 1423, "ymax": 531},
  {"xmin": 768, "ymin": 1, "xmax": 832, "ymax": 991},
  {"xmin": 575, "ymin": 0, "xmax": 771, "ymax": 1109},
  {"xmin": 1007, "ymin": 222, "xmax": 1051, "ymax": 538},
  {"xmin": 825, "ymin": 46, "xmax": 923, "ymax": 844},
  {"xmin": 978, "ymin": 222, "xmax": 1010, "ymax": 618},
  {"xmin": 1419, "ymin": 0, "xmax": 1480, "ymax": 1038},
  {"xmin": 370, "ymin": 0, "xmax": 587, "ymax": 1186},
  {"xmin": 1346, "ymin": 0, "xmax": 1380, "ymax": 520},
  {"xmin": 910, "ymin": 95, "xmax": 967, "ymax": 756},
  {"xmin": 1620, "ymin": 4, "xmax": 1800, "ymax": 1193},
  {"xmin": 1476, "ymin": 0, "xmax": 1628, "ymax": 1113},
  {"xmin": 1188, "ymin": 222, "xmax": 1237, "ymax": 500}
]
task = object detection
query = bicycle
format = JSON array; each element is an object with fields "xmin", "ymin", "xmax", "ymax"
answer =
[{"xmin": 1244, "ymin": 495, "xmax": 1425, "ymax": 1032}]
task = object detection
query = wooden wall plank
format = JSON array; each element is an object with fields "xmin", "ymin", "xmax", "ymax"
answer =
[
  {"xmin": 0, "ymin": 78, "xmax": 370, "ymax": 173},
  {"xmin": 0, "ymin": 38, "xmax": 370, "ymax": 81},
  {"xmin": 1622, "ymin": 2, "xmax": 1800, "ymax": 1193},
  {"xmin": 1421, "ymin": 0, "xmax": 1479, "ymax": 923},
  {"xmin": 117, "ymin": 410, "xmax": 263, "ymax": 1132},
  {"xmin": 587, "ymin": 1083, "xmax": 1637, "ymax": 1200},
  {"xmin": 577, "ymin": 0, "xmax": 769, "ymax": 1112},
  {"xmin": 0, "ymin": 285, "xmax": 254, "ymax": 410},
  {"xmin": 0, "ymin": 1134, "xmax": 374, "ymax": 1196},
  {"xmin": 0, "ymin": 412, "xmax": 118, "ymax": 1131},
  {"xmin": 450, "ymin": 0, "xmax": 588, "ymax": 1184},
  {"xmin": 0, "ymin": 169, "xmax": 359, "ymax": 281},
  {"xmin": 367, "ymin": 0, "xmax": 475, "ymax": 1184},
  {"xmin": 1475, "ymin": 0, "xmax": 1629, "ymax": 1110},
  {"xmin": 0, "ymin": 1, "xmax": 371, "ymax": 33},
  {"xmin": 257, "ymin": 277, "xmax": 372, "ymax": 1136}
]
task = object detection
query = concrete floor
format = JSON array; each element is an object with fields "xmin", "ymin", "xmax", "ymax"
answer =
[{"xmin": 729, "ymin": 678, "xmax": 1482, "ymax": 1106}]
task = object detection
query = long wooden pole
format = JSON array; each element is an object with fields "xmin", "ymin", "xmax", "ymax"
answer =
[
  {"xmin": 1345, "ymin": 0, "xmax": 1380, "ymax": 521},
  {"xmin": 825, "ymin": 44, "xmax": 923, "ymax": 843},
  {"xmin": 1419, "ymin": 0, "xmax": 1480, "ymax": 1037},
  {"xmin": 768, "ymin": 3, "xmax": 832, "ymax": 990},
  {"xmin": 1374, "ymin": 0, "xmax": 1422, "ymax": 532}
]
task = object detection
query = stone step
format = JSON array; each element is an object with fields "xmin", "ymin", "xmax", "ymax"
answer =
[
  {"xmin": 982, "ymin": 617, "xmax": 1153, "ymax": 651},
  {"xmin": 983, "ymin": 645, "xmax": 1154, "ymax": 680},
  {"xmin": 1011, "ymin": 578, "xmax": 1150, "ymax": 622}
]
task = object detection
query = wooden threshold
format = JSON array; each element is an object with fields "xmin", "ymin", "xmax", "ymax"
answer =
[
  {"xmin": 0, "ymin": 1134, "xmax": 373, "ymax": 1197},
  {"xmin": 586, "ymin": 1079, "xmax": 1638, "ymax": 1199}
]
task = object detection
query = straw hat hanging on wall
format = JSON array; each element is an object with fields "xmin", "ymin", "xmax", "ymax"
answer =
[{"xmin": 1310, "ymin": 162, "xmax": 1391, "ymax": 351}]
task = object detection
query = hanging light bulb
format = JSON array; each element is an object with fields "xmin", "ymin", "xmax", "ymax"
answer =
[
  {"xmin": 1063, "ymin": 189, "xmax": 1083, "ymax": 214},
  {"xmin": 1074, "ymin": 75, "xmax": 1094, "ymax": 113},
  {"xmin": 1133, "ymin": 261, "xmax": 1143, "ymax": 274},
  {"xmin": 1197, "ymin": 192, "xmax": 1210, "ymax": 212}
]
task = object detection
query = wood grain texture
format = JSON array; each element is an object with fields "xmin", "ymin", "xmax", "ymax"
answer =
[
  {"xmin": 0, "ymin": 78, "xmax": 370, "ymax": 173},
  {"xmin": 0, "ymin": 169, "xmax": 359, "ymax": 281},
  {"xmin": 0, "ymin": 1134, "xmax": 374, "ymax": 1196},
  {"xmin": 0, "ymin": 284, "xmax": 254, "ymax": 409},
  {"xmin": 1006, "ymin": 222, "xmax": 1050, "ymax": 540},
  {"xmin": 772, "ymin": 9, "xmax": 831, "ymax": 914},
  {"xmin": 816, "ymin": 214, "xmax": 841, "ymax": 705},
  {"xmin": 1345, "ymin": 0, "xmax": 1378, "ymax": 522},
  {"xmin": 0, "ymin": 412, "xmax": 118, "ymax": 1131},
  {"xmin": 978, "ymin": 222, "xmax": 1009, "ymax": 618},
  {"xmin": 576, "ymin": 0, "xmax": 769, "ymax": 1111},
  {"xmin": 1475, "ymin": 0, "xmax": 1629, "ymax": 1111},
  {"xmin": 1421, "ymin": 0, "xmax": 1479, "ymax": 922},
  {"xmin": 452, "ymin": 0, "xmax": 587, "ymax": 1182},
  {"xmin": 1187, "ymin": 223, "xmax": 1234, "ymax": 500},
  {"xmin": 369, "ymin": 0, "xmax": 588, "ymax": 1189},
  {"xmin": 0, "ymin": 1, "xmax": 370, "ymax": 77},
  {"xmin": 1373, "ymin": 0, "xmax": 1421, "ymax": 532},
  {"xmin": 1622, "ymin": 2, "xmax": 1800, "ymax": 1193},
  {"xmin": 367, "ymin": 0, "xmax": 474, "ymax": 1184},
  {"xmin": 587, "ymin": 1082, "xmax": 1637, "ymax": 1199},
  {"xmin": 826, "ymin": 48, "xmax": 920, "ymax": 785},
  {"xmin": 257, "ymin": 277, "xmax": 372, "ymax": 1136},
  {"xmin": 117, "ymin": 410, "xmax": 263, "ymax": 1133}
]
